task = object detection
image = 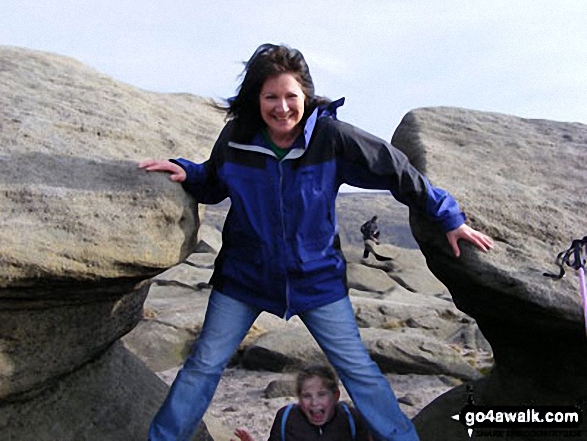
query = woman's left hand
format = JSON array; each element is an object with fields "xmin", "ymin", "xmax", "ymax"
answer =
[{"xmin": 446, "ymin": 224, "xmax": 494, "ymax": 257}]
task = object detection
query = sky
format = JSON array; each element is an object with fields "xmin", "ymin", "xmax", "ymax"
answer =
[{"xmin": 1, "ymin": 1, "xmax": 586, "ymax": 143}]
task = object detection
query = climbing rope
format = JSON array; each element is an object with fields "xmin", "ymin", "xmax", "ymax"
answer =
[{"xmin": 544, "ymin": 237, "xmax": 587, "ymax": 337}]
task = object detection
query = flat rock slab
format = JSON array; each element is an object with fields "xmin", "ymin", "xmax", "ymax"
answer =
[
  {"xmin": 0, "ymin": 46, "xmax": 225, "ymax": 289},
  {"xmin": 347, "ymin": 262, "xmax": 399, "ymax": 293},
  {"xmin": 392, "ymin": 106, "xmax": 586, "ymax": 327},
  {"xmin": 241, "ymin": 324, "xmax": 481, "ymax": 380}
]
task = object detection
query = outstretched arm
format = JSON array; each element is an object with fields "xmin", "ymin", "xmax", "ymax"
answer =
[
  {"xmin": 328, "ymin": 119, "xmax": 493, "ymax": 258},
  {"xmin": 138, "ymin": 159, "xmax": 186, "ymax": 183},
  {"xmin": 446, "ymin": 224, "xmax": 494, "ymax": 257},
  {"xmin": 231, "ymin": 428, "xmax": 255, "ymax": 441}
]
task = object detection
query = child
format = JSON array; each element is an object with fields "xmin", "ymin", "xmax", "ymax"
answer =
[{"xmin": 232, "ymin": 365, "xmax": 372, "ymax": 441}]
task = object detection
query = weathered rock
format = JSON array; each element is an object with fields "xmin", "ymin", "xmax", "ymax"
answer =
[
  {"xmin": 186, "ymin": 251, "xmax": 217, "ymax": 269},
  {"xmin": 0, "ymin": 46, "xmax": 224, "ymax": 439},
  {"xmin": 240, "ymin": 324, "xmax": 482, "ymax": 380},
  {"xmin": 122, "ymin": 318, "xmax": 199, "ymax": 373},
  {"xmin": 241, "ymin": 326, "xmax": 323, "ymax": 372},
  {"xmin": 446, "ymin": 322, "xmax": 493, "ymax": 354},
  {"xmin": 154, "ymin": 262, "xmax": 214, "ymax": 289},
  {"xmin": 392, "ymin": 107, "xmax": 587, "ymax": 437},
  {"xmin": 0, "ymin": 283, "xmax": 147, "ymax": 399},
  {"xmin": 122, "ymin": 283, "xmax": 210, "ymax": 371},
  {"xmin": 351, "ymin": 290, "xmax": 464, "ymax": 335},
  {"xmin": 263, "ymin": 378, "xmax": 297, "ymax": 399},
  {"xmin": 0, "ymin": 341, "xmax": 212, "ymax": 441},
  {"xmin": 344, "ymin": 243, "xmax": 448, "ymax": 295},
  {"xmin": 346, "ymin": 262, "xmax": 398, "ymax": 293},
  {"xmin": 361, "ymin": 328, "xmax": 481, "ymax": 380},
  {"xmin": 196, "ymin": 224, "xmax": 223, "ymax": 254},
  {"xmin": 0, "ymin": 46, "xmax": 224, "ymax": 289}
]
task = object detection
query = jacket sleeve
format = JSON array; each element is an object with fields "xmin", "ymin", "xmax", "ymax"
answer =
[
  {"xmin": 332, "ymin": 119, "xmax": 465, "ymax": 232},
  {"xmin": 169, "ymin": 123, "xmax": 231, "ymax": 205}
]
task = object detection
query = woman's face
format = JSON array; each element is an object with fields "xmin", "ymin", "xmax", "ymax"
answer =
[
  {"xmin": 259, "ymin": 73, "xmax": 306, "ymax": 144},
  {"xmin": 298, "ymin": 376, "xmax": 340, "ymax": 426}
]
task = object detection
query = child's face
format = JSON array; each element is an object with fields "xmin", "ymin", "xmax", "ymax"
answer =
[{"xmin": 298, "ymin": 376, "xmax": 340, "ymax": 426}]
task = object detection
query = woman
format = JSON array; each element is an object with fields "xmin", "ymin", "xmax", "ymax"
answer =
[{"xmin": 140, "ymin": 43, "xmax": 493, "ymax": 441}]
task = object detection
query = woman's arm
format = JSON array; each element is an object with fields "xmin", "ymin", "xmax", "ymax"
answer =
[{"xmin": 331, "ymin": 119, "xmax": 493, "ymax": 256}]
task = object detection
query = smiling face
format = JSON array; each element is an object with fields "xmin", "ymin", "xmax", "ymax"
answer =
[
  {"xmin": 297, "ymin": 376, "xmax": 340, "ymax": 426},
  {"xmin": 259, "ymin": 73, "xmax": 306, "ymax": 147}
]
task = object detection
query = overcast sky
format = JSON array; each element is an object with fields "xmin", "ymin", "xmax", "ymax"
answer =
[{"xmin": 1, "ymin": 0, "xmax": 586, "ymax": 142}]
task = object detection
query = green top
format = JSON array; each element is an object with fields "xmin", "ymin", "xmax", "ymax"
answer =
[{"xmin": 262, "ymin": 128, "xmax": 290, "ymax": 160}]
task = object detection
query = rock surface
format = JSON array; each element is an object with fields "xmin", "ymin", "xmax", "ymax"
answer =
[
  {"xmin": 392, "ymin": 107, "xmax": 587, "ymax": 439},
  {"xmin": 0, "ymin": 46, "xmax": 224, "ymax": 440},
  {"xmin": 0, "ymin": 45, "xmax": 223, "ymax": 288},
  {"xmin": 1, "ymin": 342, "xmax": 212, "ymax": 441}
]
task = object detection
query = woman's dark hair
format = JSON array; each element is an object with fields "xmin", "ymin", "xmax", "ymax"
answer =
[
  {"xmin": 217, "ymin": 44, "xmax": 330, "ymax": 143},
  {"xmin": 296, "ymin": 364, "xmax": 339, "ymax": 395}
]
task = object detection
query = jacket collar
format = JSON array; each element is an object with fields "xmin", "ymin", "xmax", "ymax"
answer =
[{"xmin": 303, "ymin": 97, "xmax": 345, "ymax": 147}]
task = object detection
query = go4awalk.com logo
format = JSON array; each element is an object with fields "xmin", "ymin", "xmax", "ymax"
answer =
[{"xmin": 451, "ymin": 404, "xmax": 583, "ymax": 438}]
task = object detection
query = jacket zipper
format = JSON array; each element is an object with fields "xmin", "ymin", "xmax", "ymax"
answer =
[{"xmin": 278, "ymin": 159, "xmax": 291, "ymax": 319}]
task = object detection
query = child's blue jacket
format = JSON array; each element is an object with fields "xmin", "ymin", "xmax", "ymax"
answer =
[{"xmin": 172, "ymin": 100, "xmax": 465, "ymax": 318}]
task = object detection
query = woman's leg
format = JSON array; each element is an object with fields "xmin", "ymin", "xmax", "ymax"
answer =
[
  {"xmin": 149, "ymin": 290, "xmax": 261, "ymax": 441},
  {"xmin": 300, "ymin": 296, "xmax": 419, "ymax": 441}
]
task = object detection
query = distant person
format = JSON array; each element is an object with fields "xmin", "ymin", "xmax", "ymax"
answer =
[
  {"xmin": 361, "ymin": 216, "xmax": 380, "ymax": 258},
  {"xmin": 139, "ymin": 43, "xmax": 493, "ymax": 441},
  {"xmin": 231, "ymin": 364, "xmax": 372, "ymax": 441}
]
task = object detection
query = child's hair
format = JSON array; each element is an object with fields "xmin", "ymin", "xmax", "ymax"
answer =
[{"xmin": 295, "ymin": 364, "xmax": 339, "ymax": 395}]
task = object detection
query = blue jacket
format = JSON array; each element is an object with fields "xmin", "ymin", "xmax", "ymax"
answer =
[{"xmin": 173, "ymin": 99, "xmax": 465, "ymax": 318}]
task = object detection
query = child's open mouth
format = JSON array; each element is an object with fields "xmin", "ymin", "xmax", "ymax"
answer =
[{"xmin": 309, "ymin": 409, "xmax": 327, "ymax": 424}]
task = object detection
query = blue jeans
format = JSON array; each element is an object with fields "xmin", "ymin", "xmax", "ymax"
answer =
[{"xmin": 148, "ymin": 290, "xmax": 419, "ymax": 441}]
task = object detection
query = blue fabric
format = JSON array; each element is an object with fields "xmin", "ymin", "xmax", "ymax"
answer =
[
  {"xmin": 424, "ymin": 178, "xmax": 467, "ymax": 231},
  {"xmin": 172, "ymin": 101, "xmax": 464, "ymax": 320},
  {"xmin": 281, "ymin": 403, "xmax": 295, "ymax": 441},
  {"xmin": 299, "ymin": 297, "xmax": 419, "ymax": 441},
  {"xmin": 340, "ymin": 402, "xmax": 356, "ymax": 440},
  {"xmin": 303, "ymin": 98, "xmax": 345, "ymax": 146},
  {"xmin": 149, "ymin": 293, "xmax": 419, "ymax": 441},
  {"xmin": 148, "ymin": 291, "xmax": 262, "ymax": 441}
]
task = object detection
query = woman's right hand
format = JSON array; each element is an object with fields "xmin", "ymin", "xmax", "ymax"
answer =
[
  {"xmin": 138, "ymin": 159, "xmax": 186, "ymax": 182},
  {"xmin": 231, "ymin": 428, "xmax": 255, "ymax": 441}
]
